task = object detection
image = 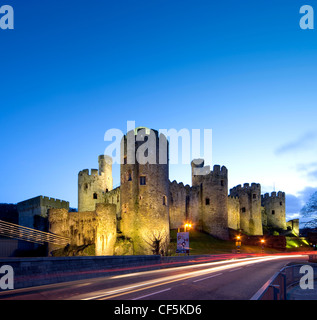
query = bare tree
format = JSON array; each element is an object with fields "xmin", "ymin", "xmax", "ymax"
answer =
[{"xmin": 143, "ymin": 230, "xmax": 169, "ymax": 255}]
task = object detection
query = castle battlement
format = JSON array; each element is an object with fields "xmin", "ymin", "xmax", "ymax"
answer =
[
  {"xmin": 212, "ymin": 165, "xmax": 228, "ymax": 175},
  {"xmin": 229, "ymin": 182, "xmax": 260, "ymax": 196},
  {"xmin": 192, "ymin": 159, "xmax": 227, "ymax": 179},
  {"xmin": 170, "ymin": 180, "xmax": 192, "ymax": 192},
  {"xmin": 41, "ymin": 196, "xmax": 69, "ymax": 206},
  {"xmin": 261, "ymin": 191, "xmax": 285, "ymax": 200},
  {"xmin": 91, "ymin": 169, "xmax": 99, "ymax": 175},
  {"xmin": 78, "ymin": 168, "xmax": 104, "ymax": 177},
  {"xmin": 18, "ymin": 195, "xmax": 69, "ymax": 207}
]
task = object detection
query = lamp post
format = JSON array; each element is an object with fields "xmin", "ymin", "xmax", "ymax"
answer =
[
  {"xmin": 236, "ymin": 235, "xmax": 241, "ymax": 254},
  {"xmin": 260, "ymin": 239, "xmax": 265, "ymax": 254},
  {"xmin": 184, "ymin": 223, "xmax": 192, "ymax": 232}
]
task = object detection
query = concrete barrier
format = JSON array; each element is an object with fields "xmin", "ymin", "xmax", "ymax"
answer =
[
  {"xmin": 0, "ymin": 253, "xmax": 255, "ymax": 290},
  {"xmin": 0, "ymin": 255, "xmax": 161, "ymax": 289},
  {"xmin": 309, "ymin": 254, "xmax": 317, "ymax": 263}
]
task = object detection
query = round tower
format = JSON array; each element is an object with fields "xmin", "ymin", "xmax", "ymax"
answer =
[
  {"xmin": 120, "ymin": 127, "xmax": 170, "ymax": 255},
  {"xmin": 261, "ymin": 191, "xmax": 286, "ymax": 230},
  {"xmin": 78, "ymin": 155, "xmax": 113, "ymax": 212},
  {"xmin": 230, "ymin": 183, "xmax": 263, "ymax": 235}
]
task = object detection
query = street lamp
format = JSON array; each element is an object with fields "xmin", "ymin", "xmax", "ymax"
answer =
[
  {"xmin": 184, "ymin": 223, "xmax": 192, "ymax": 232},
  {"xmin": 260, "ymin": 239, "xmax": 265, "ymax": 254},
  {"xmin": 236, "ymin": 235, "xmax": 242, "ymax": 254}
]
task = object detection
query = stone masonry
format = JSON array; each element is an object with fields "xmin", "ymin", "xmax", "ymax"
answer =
[{"xmin": 47, "ymin": 127, "xmax": 296, "ymax": 255}]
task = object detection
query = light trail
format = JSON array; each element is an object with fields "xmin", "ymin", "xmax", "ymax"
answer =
[{"xmin": 82, "ymin": 254, "xmax": 306, "ymax": 300}]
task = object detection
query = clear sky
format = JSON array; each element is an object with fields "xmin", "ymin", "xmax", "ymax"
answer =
[{"xmin": 0, "ymin": 0, "xmax": 317, "ymax": 220}]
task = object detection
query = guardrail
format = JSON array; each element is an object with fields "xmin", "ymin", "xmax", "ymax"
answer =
[{"xmin": 251, "ymin": 261, "xmax": 317, "ymax": 300}]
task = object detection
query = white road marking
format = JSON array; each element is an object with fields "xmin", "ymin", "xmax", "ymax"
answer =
[
  {"xmin": 193, "ymin": 273, "xmax": 223, "ymax": 283},
  {"xmin": 132, "ymin": 288, "xmax": 171, "ymax": 300},
  {"xmin": 229, "ymin": 267, "xmax": 243, "ymax": 272}
]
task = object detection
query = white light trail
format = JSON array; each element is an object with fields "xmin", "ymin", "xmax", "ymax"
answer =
[{"xmin": 82, "ymin": 255, "xmax": 306, "ymax": 300}]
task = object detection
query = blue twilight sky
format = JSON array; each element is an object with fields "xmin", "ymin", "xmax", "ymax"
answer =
[{"xmin": 0, "ymin": 0, "xmax": 317, "ymax": 219}]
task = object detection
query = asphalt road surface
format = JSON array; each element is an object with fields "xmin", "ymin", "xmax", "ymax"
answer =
[{"xmin": 0, "ymin": 254, "xmax": 309, "ymax": 300}]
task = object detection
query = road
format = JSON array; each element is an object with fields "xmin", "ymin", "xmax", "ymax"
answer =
[{"xmin": 0, "ymin": 254, "xmax": 308, "ymax": 300}]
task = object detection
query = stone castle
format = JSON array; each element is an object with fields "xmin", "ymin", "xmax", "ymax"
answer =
[{"xmin": 46, "ymin": 127, "xmax": 298, "ymax": 256}]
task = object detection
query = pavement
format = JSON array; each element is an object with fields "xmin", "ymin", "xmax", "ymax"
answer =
[{"xmin": 287, "ymin": 281, "xmax": 317, "ymax": 300}]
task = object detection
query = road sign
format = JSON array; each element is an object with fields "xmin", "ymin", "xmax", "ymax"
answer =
[{"xmin": 176, "ymin": 232, "xmax": 189, "ymax": 254}]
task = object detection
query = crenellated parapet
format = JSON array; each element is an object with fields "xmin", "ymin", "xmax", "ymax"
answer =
[
  {"xmin": 261, "ymin": 191, "xmax": 285, "ymax": 201},
  {"xmin": 40, "ymin": 196, "xmax": 69, "ymax": 208},
  {"xmin": 229, "ymin": 183, "xmax": 261, "ymax": 198},
  {"xmin": 191, "ymin": 159, "xmax": 227, "ymax": 184}
]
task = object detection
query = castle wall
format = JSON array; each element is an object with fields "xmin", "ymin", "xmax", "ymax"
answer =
[
  {"xmin": 95, "ymin": 203, "xmax": 117, "ymax": 255},
  {"xmin": 120, "ymin": 128, "xmax": 170, "ymax": 255},
  {"xmin": 17, "ymin": 196, "xmax": 69, "ymax": 229},
  {"xmin": 104, "ymin": 186, "xmax": 121, "ymax": 232},
  {"xmin": 230, "ymin": 183, "xmax": 263, "ymax": 235},
  {"xmin": 169, "ymin": 181, "xmax": 188, "ymax": 230},
  {"xmin": 228, "ymin": 196, "xmax": 240, "ymax": 231},
  {"xmin": 261, "ymin": 206, "xmax": 267, "ymax": 227},
  {"xmin": 286, "ymin": 219, "xmax": 299, "ymax": 236},
  {"xmin": 169, "ymin": 181, "xmax": 199, "ymax": 230},
  {"xmin": 48, "ymin": 208, "xmax": 97, "ymax": 250},
  {"xmin": 192, "ymin": 160, "xmax": 229, "ymax": 240},
  {"xmin": 48, "ymin": 203, "xmax": 117, "ymax": 256},
  {"xmin": 261, "ymin": 192, "xmax": 286, "ymax": 230}
]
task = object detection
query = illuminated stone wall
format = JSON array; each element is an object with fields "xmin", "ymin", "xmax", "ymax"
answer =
[
  {"xmin": 261, "ymin": 192, "xmax": 287, "ymax": 230},
  {"xmin": 228, "ymin": 196, "xmax": 240, "ymax": 231},
  {"xmin": 48, "ymin": 203, "xmax": 116, "ymax": 255},
  {"xmin": 95, "ymin": 203, "xmax": 117, "ymax": 255},
  {"xmin": 120, "ymin": 128, "xmax": 170, "ymax": 255},
  {"xmin": 286, "ymin": 219, "xmax": 299, "ymax": 236},
  {"xmin": 169, "ymin": 181, "xmax": 199, "ymax": 230},
  {"xmin": 229, "ymin": 183, "xmax": 263, "ymax": 235},
  {"xmin": 191, "ymin": 160, "xmax": 229, "ymax": 240}
]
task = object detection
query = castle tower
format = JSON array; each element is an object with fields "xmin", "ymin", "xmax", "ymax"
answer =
[
  {"xmin": 78, "ymin": 155, "xmax": 113, "ymax": 212},
  {"xmin": 120, "ymin": 127, "xmax": 170, "ymax": 255},
  {"xmin": 191, "ymin": 159, "xmax": 229, "ymax": 240},
  {"xmin": 261, "ymin": 191, "xmax": 286, "ymax": 230},
  {"xmin": 229, "ymin": 183, "xmax": 263, "ymax": 235}
]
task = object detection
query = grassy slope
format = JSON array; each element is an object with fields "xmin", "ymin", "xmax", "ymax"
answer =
[{"xmin": 169, "ymin": 229, "xmax": 310, "ymax": 256}]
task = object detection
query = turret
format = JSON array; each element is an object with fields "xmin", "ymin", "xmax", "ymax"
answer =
[
  {"xmin": 229, "ymin": 183, "xmax": 263, "ymax": 235},
  {"xmin": 261, "ymin": 191, "xmax": 286, "ymax": 230},
  {"xmin": 78, "ymin": 155, "xmax": 113, "ymax": 212},
  {"xmin": 191, "ymin": 158, "xmax": 229, "ymax": 240}
]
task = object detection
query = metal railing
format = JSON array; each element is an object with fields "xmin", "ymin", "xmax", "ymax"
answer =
[
  {"xmin": 0, "ymin": 220, "xmax": 69, "ymax": 246},
  {"xmin": 251, "ymin": 262, "xmax": 317, "ymax": 300}
]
